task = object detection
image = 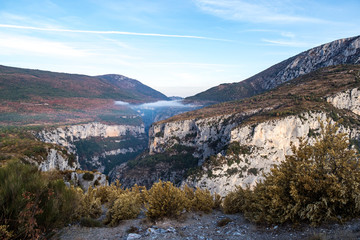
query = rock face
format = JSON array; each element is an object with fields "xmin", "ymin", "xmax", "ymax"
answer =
[
  {"xmin": 37, "ymin": 122, "xmax": 145, "ymax": 152},
  {"xmin": 39, "ymin": 148, "xmax": 78, "ymax": 172},
  {"xmin": 150, "ymin": 109, "xmax": 264, "ymax": 161},
  {"xmin": 37, "ymin": 122, "xmax": 146, "ymax": 173},
  {"xmin": 142, "ymin": 86, "xmax": 360, "ymax": 196},
  {"xmin": 187, "ymin": 35, "xmax": 360, "ymax": 102},
  {"xmin": 261, "ymin": 36, "xmax": 360, "ymax": 90},
  {"xmin": 327, "ymin": 87, "xmax": 360, "ymax": 115},
  {"xmin": 188, "ymin": 112, "xmax": 359, "ymax": 196},
  {"xmin": 64, "ymin": 171, "xmax": 109, "ymax": 191}
]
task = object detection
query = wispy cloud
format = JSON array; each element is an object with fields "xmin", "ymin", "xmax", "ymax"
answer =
[
  {"xmin": 261, "ymin": 38, "xmax": 314, "ymax": 48},
  {"xmin": 0, "ymin": 24, "xmax": 228, "ymax": 41},
  {"xmin": 194, "ymin": 0, "xmax": 326, "ymax": 24}
]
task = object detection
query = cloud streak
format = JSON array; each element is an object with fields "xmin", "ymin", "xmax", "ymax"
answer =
[
  {"xmin": 0, "ymin": 24, "xmax": 228, "ymax": 41},
  {"xmin": 194, "ymin": 0, "xmax": 326, "ymax": 24}
]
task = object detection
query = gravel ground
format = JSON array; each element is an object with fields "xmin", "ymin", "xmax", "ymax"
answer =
[{"xmin": 53, "ymin": 211, "xmax": 360, "ymax": 240}]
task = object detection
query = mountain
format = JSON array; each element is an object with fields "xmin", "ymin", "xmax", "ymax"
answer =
[
  {"xmin": 97, "ymin": 74, "xmax": 168, "ymax": 102},
  {"xmin": 0, "ymin": 65, "xmax": 167, "ymax": 125},
  {"xmin": 186, "ymin": 35, "xmax": 360, "ymax": 103},
  {"xmin": 112, "ymin": 64, "xmax": 360, "ymax": 192}
]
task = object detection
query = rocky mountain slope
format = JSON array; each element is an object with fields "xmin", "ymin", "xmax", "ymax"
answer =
[
  {"xmin": 0, "ymin": 65, "xmax": 166, "ymax": 126},
  {"xmin": 186, "ymin": 35, "xmax": 360, "ymax": 103},
  {"xmin": 114, "ymin": 64, "xmax": 360, "ymax": 193}
]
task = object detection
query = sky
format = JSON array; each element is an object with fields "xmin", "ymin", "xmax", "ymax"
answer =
[{"xmin": 0, "ymin": 0, "xmax": 359, "ymax": 97}]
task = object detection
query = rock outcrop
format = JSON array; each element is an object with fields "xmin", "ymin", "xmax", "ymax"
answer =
[
  {"xmin": 36, "ymin": 122, "xmax": 146, "ymax": 173},
  {"xmin": 39, "ymin": 148, "xmax": 78, "ymax": 172},
  {"xmin": 37, "ymin": 122, "xmax": 145, "ymax": 153}
]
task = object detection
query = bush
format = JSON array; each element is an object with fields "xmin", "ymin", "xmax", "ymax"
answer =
[
  {"xmin": 106, "ymin": 191, "xmax": 142, "ymax": 226},
  {"xmin": 226, "ymin": 120, "xmax": 360, "ymax": 225},
  {"xmin": 0, "ymin": 160, "xmax": 80, "ymax": 238},
  {"xmin": 82, "ymin": 172, "xmax": 95, "ymax": 181},
  {"xmin": 222, "ymin": 186, "xmax": 250, "ymax": 214},
  {"xmin": 76, "ymin": 187, "xmax": 102, "ymax": 219},
  {"xmin": 0, "ymin": 225, "xmax": 13, "ymax": 240},
  {"xmin": 144, "ymin": 180, "xmax": 187, "ymax": 220},
  {"xmin": 191, "ymin": 188, "xmax": 214, "ymax": 213}
]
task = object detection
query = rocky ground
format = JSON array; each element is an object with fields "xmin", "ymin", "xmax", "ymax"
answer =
[{"xmin": 53, "ymin": 210, "xmax": 360, "ymax": 240}]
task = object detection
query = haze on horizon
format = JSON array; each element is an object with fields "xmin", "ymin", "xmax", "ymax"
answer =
[{"xmin": 0, "ymin": 0, "xmax": 359, "ymax": 97}]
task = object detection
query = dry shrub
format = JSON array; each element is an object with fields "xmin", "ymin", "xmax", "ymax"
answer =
[
  {"xmin": 76, "ymin": 187, "xmax": 102, "ymax": 219},
  {"xmin": 213, "ymin": 193, "xmax": 222, "ymax": 209},
  {"xmin": 191, "ymin": 188, "xmax": 214, "ymax": 213},
  {"xmin": 222, "ymin": 186, "xmax": 250, "ymax": 214},
  {"xmin": 145, "ymin": 180, "xmax": 187, "ymax": 220},
  {"xmin": 107, "ymin": 191, "xmax": 142, "ymax": 226}
]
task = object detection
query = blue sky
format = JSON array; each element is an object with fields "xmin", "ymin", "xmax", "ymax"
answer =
[{"xmin": 0, "ymin": 0, "xmax": 359, "ymax": 97}]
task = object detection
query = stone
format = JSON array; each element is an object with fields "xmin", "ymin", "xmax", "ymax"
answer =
[{"xmin": 127, "ymin": 233, "xmax": 142, "ymax": 240}]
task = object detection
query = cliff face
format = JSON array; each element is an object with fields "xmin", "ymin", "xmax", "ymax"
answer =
[
  {"xmin": 37, "ymin": 122, "xmax": 145, "ymax": 152},
  {"xmin": 38, "ymin": 148, "xmax": 78, "ymax": 172},
  {"xmin": 149, "ymin": 109, "xmax": 264, "ymax": 161},
  {"xmin": 37, "ymin": 122, "xmax": 146, "ymax": 173},
  {"xmin": 140, "ymin": 86, "xmax": 360, "ymax": 195}
]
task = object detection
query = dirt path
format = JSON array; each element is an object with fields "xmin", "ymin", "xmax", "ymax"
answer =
[{"xmin": 54, "ymin": 211, "xmax": 360, "ymax": 240}]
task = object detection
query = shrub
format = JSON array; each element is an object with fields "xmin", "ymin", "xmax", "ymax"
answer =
[
  {"xmin": 191, "ymin": 188, "xmax": 214, "ymax": 213},
  {"xmin": 82, "ymin": 172, "xmax": 95, "ymax": 181},
  {"xmin": 144, "ymin": 180, "xmax": 187, "ymax": 220},
  {"xmin": 222, "ymin": 186, "xmax": 250, "ymax": 214},
  {"xmin": 106, "ymin": 191, "xmax": 142, "ymax": 226},
  {"xmin": 0, "ymin": 225, "xmax": 13, "ymax": 240},
  {"xmin": 213, "ymin": 193, "xmax": 222, "ymax": 209},
  {"xmin": 0, "ymin": 160, "xmax": 80, "ymax": 238},
  {"xmin": 76, "ymin": 187, "xmax": 102, "ymax": 219},
  {"xmin": 227, "ymin": 120, "xmax": 360, "ymax": 225}
]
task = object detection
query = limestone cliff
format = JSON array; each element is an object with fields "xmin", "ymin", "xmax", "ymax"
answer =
[{"xmin": 36, "ymin": 122, "xmax": 146, "ymax": 173}]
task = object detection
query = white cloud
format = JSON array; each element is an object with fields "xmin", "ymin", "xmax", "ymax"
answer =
[
  {"xmin": 0, "ymin": 24, "xmax": 227, "ymax": 41},
  {"xmin": 261, "ymin": 38, "xmax": 313, "ymax": 47},
  {"xmin": 194, "ymin": 0, "xmax": 326, "ymax": 24}
]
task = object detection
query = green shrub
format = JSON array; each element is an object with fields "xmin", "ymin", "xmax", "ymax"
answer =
[
  {"xmin": 144, "ymin": 180, "xmax": 187, "ymax": 220},
  {"xmin": 82, "ymin": 172, "xmax": 95, "ymax": 181},
  {"xmin": 226, "ymin": 120, "xmax": 360, "ymax": 225},
  {"xmin": 0, "ymin": 160, "xmax": 80, "ymax": 238}
]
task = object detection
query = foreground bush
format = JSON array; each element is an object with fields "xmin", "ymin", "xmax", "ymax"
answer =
[
  {"xmin": 107, "ymin": 190, "xmax": 142, "ymax": 226},
  {"xmin": 224, "ymin": 121, "xmax": 360, "ymax": 225},
  {"xmin": 0, "ymin": 160, "xmax": 80, "ymax": 239},
  {"xmin": 144, "ymin": 180, "xmax": 187, "ymax": 220},
  {"xmin": 76, "ymin": 187, "xmax": 102, "ymax": 219}
]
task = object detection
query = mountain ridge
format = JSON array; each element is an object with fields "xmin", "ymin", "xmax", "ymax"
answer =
[
  {"xmin": 0, "ymin": 64, "xmax": 167, "ymax": 125},
  {"xmin": 186, "ymin": 35, "xmax": 360, "ymax": 103}
]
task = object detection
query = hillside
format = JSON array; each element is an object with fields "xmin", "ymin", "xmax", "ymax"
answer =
[
  {"xmin": 0, "ymin": 65, "xmax": 167, "ymax": 125},
  {"xmin": 186, "ymin": 35, "xmax": 360, "ymax": 103},
  {"xmin": 113, "ymin": 64, "xmax": 360, "ymax": 190}
]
